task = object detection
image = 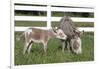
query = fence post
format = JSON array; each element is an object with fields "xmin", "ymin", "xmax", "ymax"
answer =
[{"xmin": 47, "ymin": 5, "xmax": 51, "ymax": 29}]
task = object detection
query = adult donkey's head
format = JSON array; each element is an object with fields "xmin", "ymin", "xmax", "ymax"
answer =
[{"xmin": 70, "ymin": 29, "xmax": 84, "ymax": 54}]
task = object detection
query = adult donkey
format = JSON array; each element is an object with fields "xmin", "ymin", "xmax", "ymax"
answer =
[{"xmin": 59, "ymin": 16, "xmax": 83, "ymax": 54}]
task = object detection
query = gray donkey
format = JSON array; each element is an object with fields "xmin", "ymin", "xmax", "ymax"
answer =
[{"xmin": 59, "ymin": 16, "xmax": 83, "ymax": 54}]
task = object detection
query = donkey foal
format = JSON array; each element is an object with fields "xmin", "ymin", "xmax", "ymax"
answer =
[{"xmin": 19, "ymin": 27, "xmax": 67, "ymax": 54}]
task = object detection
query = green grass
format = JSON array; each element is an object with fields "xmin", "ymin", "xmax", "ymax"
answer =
[
  {"xmin": 74, "ymin": 22, "xmax": 94, "ymax": 27},
  {"xmin": 15, "ymin": 11, "xmax": 94, "ymax": 18},
  {"xmin": 15, "ymin": 32, "xmax": 94, "ymax": 65},
  {"xmin": 15, "ymin": 21, "xmax": 47, "ymax": 27},
  {"xmin": 15, "ymin": 21, "xmax": 94, "ymax": 27},
  {"xmin": 52, "ymin": 12, "xmax": 94, "ymax": 18},
  {"xmin": 52, "ymin": 22, "xmax": 94, "ymax": 27}
]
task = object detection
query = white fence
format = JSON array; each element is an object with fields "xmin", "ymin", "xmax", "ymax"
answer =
[{"xmin": 14, "ymin": 0, "xmax": 94, "ymax": 32}]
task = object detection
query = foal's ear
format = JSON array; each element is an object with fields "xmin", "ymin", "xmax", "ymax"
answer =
[
  {"xmin": 53, "ymin": 26, "xmax": 59, "ymax": 30},
  {"xmin": 80, "ymin": 30, "xmax": 84, "ymax": 36},
  {"xmin": 54, "ymin": 27, "xmax": 58, "ymax": 30},
  {"xmin": 52, "ymin": 27, "xmax": 58, "ymax": 33}
]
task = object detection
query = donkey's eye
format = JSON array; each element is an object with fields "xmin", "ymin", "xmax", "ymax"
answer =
[{"xmin": 59, "ymin": 33, "xmax": 64, "ymax": 37}]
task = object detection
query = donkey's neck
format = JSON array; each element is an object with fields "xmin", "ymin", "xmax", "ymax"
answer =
[{"xmin": 48, "ymin": 30, "xmax": 56, "ymax": 38}]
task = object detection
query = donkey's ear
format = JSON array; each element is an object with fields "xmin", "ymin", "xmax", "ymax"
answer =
[
  {"xmin": 52, "ymin": 27, "xmax": 58, "ymax": 33},
  {"xmin": 80, "ymin": 30, "xmax": 84, "ymax": 36},
  {"xmin": 52, "ymin": 27, "xmax": 58, "ymax": 30},
  {"xmin": 74, "ymin": 29, "xmax": 80, "ymax": 33},
  {"xmin": 74, "ymin": 29, "xmax": 84, "ymax": 37},
  {"xmin": 54, "ymin": 27, "xmax": 58, "ymax": 30},
  {"xmin": 78, "ymin": 30, "xmax": 84, "ymax": 37}
]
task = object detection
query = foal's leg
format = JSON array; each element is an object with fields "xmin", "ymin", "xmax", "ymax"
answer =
[
  {"xmin": 23, "ymin": 33, "xmax": 30, "ymax": 54},
  {"xmin": 27, "ymin": 41, "xmax": 33, "ymax": 54},
  {"xmin": 23, "ymin": 42, "xmax": 29, "ymax": 54},
  {"xmin": 43, "ymin": 42, "xmax": 48, "ymax": 53}
]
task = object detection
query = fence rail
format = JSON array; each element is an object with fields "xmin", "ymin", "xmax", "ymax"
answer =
[
  {"xmin": 15, "ymin": 5, "xmax": 94, "ymax": 13},
  {"xmin": 14, "ymin": 0, "xmax": 94, "ymax": 8},
  {"xmin": 14, "ymin": 0, "xmax": 94, "ymax": 32},
  {"xmin": 15, "ymin": 16, "xmax": 94, "ymax": 22},
  {"xmin": 15, "ymin": 27, "xmax": 94, "ymax": 32}
]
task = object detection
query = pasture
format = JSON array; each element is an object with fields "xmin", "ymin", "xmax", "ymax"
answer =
[
  {"xmin": 15, "ymin": 32, "xmax": 94, "ymax": 65},
  {"xmin": 12, "ymin": 1, "xmax": 95, "ymax": 69},
  {"xmin": 14, "ymin": 10, "xmax": 94, "ymax": 66},
  {"xmin": 14, "ymin": 2, "xmax": 94, "ymax": 66}
]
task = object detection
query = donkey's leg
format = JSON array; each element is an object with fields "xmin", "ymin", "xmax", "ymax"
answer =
[
  {"xmin": 66, "ymin": 40, "xmax": 71, "ymax": 53},
  {"xmin": 27, "ymin": 41, "xmax": 33, "ymax": 54},
  {"xmin": 62, "ymin": 41, "xmax": 65, "ymax": 52},
  {"xmin": 23, "ymin": 42, "xmax": 29, "ymax": 54},
  {"xmin": 43, "ymin": 42, "xmax": 48, "ymax": 53}
]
